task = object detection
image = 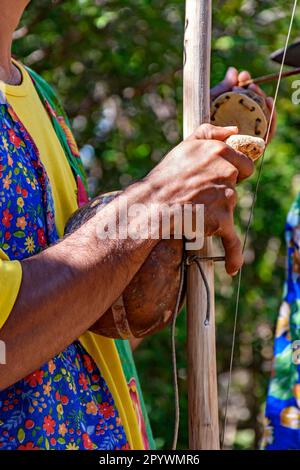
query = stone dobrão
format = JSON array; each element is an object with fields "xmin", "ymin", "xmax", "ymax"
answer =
[{"xmin": 64, "ymin": 191, "xmax": 185, "ymax": 339}]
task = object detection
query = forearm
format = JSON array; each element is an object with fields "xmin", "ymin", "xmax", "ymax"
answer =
[
  {"xmin": 0, "ymin": 121, "xmax": 254, "ymax": 389},
  {"xmin": 0, "ymin": 179, "xmax": 161, "ymax": 389}
]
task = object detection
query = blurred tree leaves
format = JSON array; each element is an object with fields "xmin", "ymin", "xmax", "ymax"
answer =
[{"xmin": 14, "ymin": 0, "xmax": 300, "ymax": 449}]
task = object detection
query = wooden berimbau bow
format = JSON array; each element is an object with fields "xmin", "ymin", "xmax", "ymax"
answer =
[
  {"xmin": 183, "ymin": 0, "xmax": 298, "ymax": 451},
  {"xmin": 184, "ymin": 0, "xmax": 219, "ymax": 450}
]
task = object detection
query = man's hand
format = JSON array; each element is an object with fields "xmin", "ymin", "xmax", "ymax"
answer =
[
  {"xmin": 0, "ymin": 124, "xmax": 253, "ymax": 388},
  {"xmin": 210, "ymin": 67, "xmax": 277, "ymax": 143},
  {"xmin": 210, "ymin": 67, "xmax": 242, "ymax": 101},
  {"xmin": 147, "ymin": 123, "xmax": 254, "ymax": 275}
]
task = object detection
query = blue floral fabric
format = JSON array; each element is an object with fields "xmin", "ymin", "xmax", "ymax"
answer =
[
  {"xmin": 0, "ymin": 92, "xmax": 58, "ymax": 259},
  {"xmin": 0, "ymin": 342, "xmax": 129, "ymax": 450},
  {"xmin": 0, "ymin": 90, "xmax": 129, "ymax": 450},
  {"xmin": 262, "ymin": 193, "xmax": 300, "ymax": 449}
]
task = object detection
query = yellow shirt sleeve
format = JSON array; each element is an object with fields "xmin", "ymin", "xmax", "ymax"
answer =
[{"xmin": 0, "ymin": 249, "xmax": 22, "ymax": 330}]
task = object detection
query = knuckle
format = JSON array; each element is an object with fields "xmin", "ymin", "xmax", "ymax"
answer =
[
  {"xmin": 205, "ymin": 216, "xmax": 220, "ymax": 236},
  {"xmin": 222, "ymin": 163, "xmax": 238, "ymax": 181},
  {"xmin": 224, "ymin": 187, "xmax": 237, "ymax": 207},
  {"xmin": 210, "ymin": 140, "xmax": 226, "ymax": 156},
  {"xmin": 228, "ymin": 231, "xmax": 241, "ymax": 249},
  {"xmin": 181, "ymin": 140, "xmax": 198, "ymax": 157},
  {"xmin": 231, "ymin": 167, "xmax": 239, "ymax": 180},
  {"xmin": 199, "ymin": 123, "xmax": 214, "ymax": 138},
  {"xmin": 231, "ymin": 235, "xmax": 242, "ymax": 255}
]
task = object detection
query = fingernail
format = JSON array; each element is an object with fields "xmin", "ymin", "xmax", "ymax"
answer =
[
  {"xmin": 231, "ymin": 270, "xmax": 239, "ymax": 276},
  {"xmin": 224, "ymin": 126, "xmax": 238, "ymax": 132}
]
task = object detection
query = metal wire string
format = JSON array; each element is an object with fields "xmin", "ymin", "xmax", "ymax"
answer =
[{"xmin": 221, "ymin": 0, "xmax": 299, "ymax": 448}]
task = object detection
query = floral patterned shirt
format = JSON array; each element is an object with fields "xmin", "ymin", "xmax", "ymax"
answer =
[
  {"xmin": 0, "ymin": 90, "xmax": 129, "ymax": 450},
  {"xmin": 263, "ymin": 193, "xmax": 300, "ymax": 449}
]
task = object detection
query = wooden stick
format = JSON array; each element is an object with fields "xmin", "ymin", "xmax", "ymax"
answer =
[
  {"xmin": 240, "ymin": 67, "xmax": 300, "ymax": 87},
  {"xmin": 184, "ymin": 0, "xmax": 220, "ymax": 450}
]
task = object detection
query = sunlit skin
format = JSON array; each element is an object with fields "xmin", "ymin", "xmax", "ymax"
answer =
[
  {"xmin": 0, "ymin": 1, "xmax": 275, "ymax": 388},
  {"xmin": 0, "ymin": 0, "xmax": 30, "ymax": 84}
]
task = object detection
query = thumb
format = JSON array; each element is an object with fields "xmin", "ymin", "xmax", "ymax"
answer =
[{"xmin": 189, "ymin": 123, "xmax": 239, "ymax": 141}]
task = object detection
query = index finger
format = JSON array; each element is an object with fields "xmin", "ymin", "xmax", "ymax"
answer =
[
  {"xmin": 188, "ymin": 123, "xmax": 238, "ymax": 142},
  {"xmin": 219, "ymin": 213, "xmax": 244, "ymax": 275},
  {"xmin": 218, "ymin": 143, "xmax": 254, "ymax": 182}
]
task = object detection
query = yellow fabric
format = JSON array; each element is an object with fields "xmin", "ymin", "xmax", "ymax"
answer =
[
  {"xmin": 0, "ymin": 61, "xmax": 143, "ymax": 450},
  {"xmin": 0, "ymin": 252, "xmax": 22, "ymax": 329},
  {"xmin": 80, "ymin": 333, "xmax": 144, "ymax": 450},
  {"xmin": 1, "ymin": 61, "xmax": 78, "ymax": 238}
]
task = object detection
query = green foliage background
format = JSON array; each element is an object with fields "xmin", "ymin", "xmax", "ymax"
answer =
[{"xmin": 15, "ymin": 0, "xmax": 300, "ymax": 449}]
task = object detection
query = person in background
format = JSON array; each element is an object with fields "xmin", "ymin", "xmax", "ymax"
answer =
[{"xmin": 262, "ymin": 41, "xmax": 300, "ymax": 450}]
